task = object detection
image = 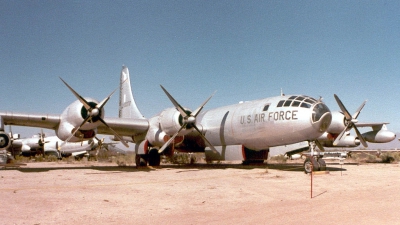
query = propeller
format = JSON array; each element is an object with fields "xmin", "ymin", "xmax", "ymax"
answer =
[
  {"xmin": 38, "ymin": 129, "xmax": 49, "ymax": 156},
  {"xmin": 58, "ymin": 77, "xmax": 129, "ymax": 150},
  {"xmin": 8, "ymin": 125, "xmax": 17, "ymax": 158},
  {"xmin": 333, "ymin": 94, "xmax": 368, "ymax": 147},
  {"xmin": 158, "ymin": 85, "xmax": 217, "ymax": 154},
  {"xmin": 315, "ymin": 139, "xmax": 325, "ymax": 152}
]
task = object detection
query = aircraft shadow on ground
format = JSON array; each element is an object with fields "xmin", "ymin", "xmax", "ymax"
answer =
[{"xmin": 2, "ymin": 162, "xmax": 349, "ymax": 173}]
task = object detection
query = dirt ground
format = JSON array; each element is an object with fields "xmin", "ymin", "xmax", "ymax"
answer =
[{"xmin": 1, "ymin": 160, "xmax": 399, "ymax": 225}]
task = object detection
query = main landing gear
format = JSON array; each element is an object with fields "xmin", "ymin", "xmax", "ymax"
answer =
[
  {"xmin": 135, "ymin": 148, "xmax": 161, "ymax": 168},
  {"xmin": 303, "ymin": 141, "xmax": 326, "ymax": 174}
]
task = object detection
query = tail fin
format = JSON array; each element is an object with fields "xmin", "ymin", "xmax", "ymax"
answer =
[{"xmin": 119, "ymin": 66, "xmax": 145, "ymax": 119}]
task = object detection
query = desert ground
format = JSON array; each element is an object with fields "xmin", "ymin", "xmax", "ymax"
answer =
[{"xmin": 1, "ymin": 159, "xmax": 400, "ymax": 225}]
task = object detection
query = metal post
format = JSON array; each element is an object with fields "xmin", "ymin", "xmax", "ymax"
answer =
[{"xmin": 311, "ymin": 157, "xmax": 313, "ymax": 199}]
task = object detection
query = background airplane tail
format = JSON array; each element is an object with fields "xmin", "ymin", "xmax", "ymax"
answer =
[{"xmin": 119, "ymin": 66, "xmax": 145, "ymax": 119}]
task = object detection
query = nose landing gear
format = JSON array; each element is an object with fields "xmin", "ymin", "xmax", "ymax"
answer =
[{"xmin": 304, "ymin": 141, "xmax": 326, "ymax": 174}]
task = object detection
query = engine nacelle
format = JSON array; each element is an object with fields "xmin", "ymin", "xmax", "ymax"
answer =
[
  {"xmin": 362, "ymin": 130, "xmax": 396, "ymax": 143},
  {"xmin": 0, "ymin": 131, "xmax": 11, "ymax": 150},
  {"xmin": 56, "ymin": 121, "xmax": 97, "ymax": 142},
  {"xmin": 146, "ymin": 128, "xmax": 168, "ymax": 147},
  {"xmin": 55, "ymin": 98, "xmax": 103, "ymax": 142},
  {"xmin": 322, "ymin": 135, "xmax": 360, "ymax": 147},
  {"xmin": 43, "ymin": 141, "xmax": 59, "ymax": 151},
  {"xmin": 326, "ymin": 111, "xmax": 346, "ymax": 134},
  {"xmin": 158, "ymin": 107, "xmax": 192, "ymax": 136}
]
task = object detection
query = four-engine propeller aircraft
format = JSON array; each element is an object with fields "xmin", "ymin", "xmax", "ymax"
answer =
[
  {"xmin": 0, "ymin": 66, "xmax": 333, "ymax": 171},
  {"xmin": 7, "ymin": 132, "xmax": 102, "ymax": 159}
]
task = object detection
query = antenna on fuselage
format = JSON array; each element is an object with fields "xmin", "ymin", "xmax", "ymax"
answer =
[{"xmin": 280, "ymin": 88, "xmax": 285, "ymax": 96}]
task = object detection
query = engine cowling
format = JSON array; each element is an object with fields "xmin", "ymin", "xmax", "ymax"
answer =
[
  {"xmin": 146, "ymin": 127, "xmax": 168, "ymax": 147},
  {"xmin": 158, "ymin": 107, "xmax": 193, "ymax": 136},
  {"xmin": 326, "ymin": 111, "xmax": 346, "ymax": 134},
  {"xmin": 56, "ymin": 121, "xmax": 97, "ymax": 142},
  {"xmin": 54, "ymin": 98, "xmax": 103, "ymax": 142},
  {"xmin": 0, "ymin": 131, "xmax": 11, "ymax": 150},
  {"xmin": 322, "ymin": 135, "xmax": 360, "ymax": 147},
  {"xmin": 362, "ymin": 130, "xmax": 396, "ymax": 143}
]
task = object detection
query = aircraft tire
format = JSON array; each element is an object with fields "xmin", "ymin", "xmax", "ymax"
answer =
[
  {"xmin": 148, "ymin": 149, "xmax": 160, "ymax": 167},
  {"xmin": 304, "ymin": 157, "xmax": 319, "ymax": 174},
  {"xmin": 317, "ymin": 158, "xmax": 326, "ymax": 171},
  {"xmin": 135, "ymin": 154, "xmax": 148, "ymax": 168}
]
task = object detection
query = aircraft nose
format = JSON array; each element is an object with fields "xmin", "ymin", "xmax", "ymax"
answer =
[{"xmin": 311, "ymin": 102, "xmax": 332, "ymax": 133}]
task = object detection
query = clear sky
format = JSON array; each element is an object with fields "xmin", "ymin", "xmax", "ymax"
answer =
[{"xmin": 1, "ymin": 1, "xmax": 400, "ymax": 140}]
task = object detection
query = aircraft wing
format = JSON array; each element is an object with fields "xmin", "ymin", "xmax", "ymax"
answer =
[
  {"xmin": 0, "ymin": 112, "xmax": 60, "ymax": 130},
  {"xmin": 0, "ymin": 112, "xmax": 149, "ymax": 140},
  {"xmin": 93, "ymin": 117, "xmax": 148, "ymax": 137},
  {"xmin": 356, "ymin": 122, "xmax": 389, "ymax": 131}
]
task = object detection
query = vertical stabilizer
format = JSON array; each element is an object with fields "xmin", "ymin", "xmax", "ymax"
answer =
[{"xmin": 119, "ymin": 66, "xmax": 145, "ymax": 119}]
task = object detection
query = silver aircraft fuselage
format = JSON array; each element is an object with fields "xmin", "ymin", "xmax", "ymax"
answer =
[{"xmin": 198, "ymin": 95, "xmax": 332, "ymax": 150}]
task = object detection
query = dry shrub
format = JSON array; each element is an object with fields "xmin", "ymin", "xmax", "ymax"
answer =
[{"xmin": 268, "ymin": 155, "xmax": 288, "ymax": 163}]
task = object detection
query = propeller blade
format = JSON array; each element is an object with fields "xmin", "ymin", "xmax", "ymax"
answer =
[
  {"xmin": 59, "ymin": 77, "xmax": 92, "ymax": 110},
  {"xmin": 160, "ymin": 85, "xmax": 188, "ymax": 117},
  {"xmin": 333, "ymin": 124, "xmax": 350, "ymax": 146},
  {"xmin": 315, "ymin": 139, "xmax": 325, "ymax": 151},
  {"xmin": 58, "ymin": 115, "xmax": 92, "ymax": 150},
  {"xmin": 352, "ymin": 100, "xmax": 367, "ymax": 119},
  {"xmin": 193, "ymin": 125, "xmax": 217, "ymax": 153},
  {"xmin": 353, "ymin": 125, "xmax": 368, "ymax": 147},
  {"xmin": 334, "ymin": 94, "xmax": 352, "ymax": 121},
  {"xmin": 96, "ymin": 81, "xmax": 126, "ymax": 109},
  {"xmin": 159, "ymin": 85, "xmax": 217, "ymax": 154},
  {"xmin": 98, "ymin": 117, "xmax": 129, "ymax": 148},
  {"xmin": 158, "ymin": 125, "xmax": 186, "ymax": 154},
  {"xmin": 191, "ymin": 91, "xmax": 217, "ymax": 117}
]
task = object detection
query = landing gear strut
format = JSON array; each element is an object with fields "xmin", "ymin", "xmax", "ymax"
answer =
[
  {"xmin": 304, "ymin": 141, "xmax": 326, "ymax": 174},
  {"xmin": 135, "ymin": 154, "xmax": 148, "ymax": 168},
  {"xmin": 135, "ymin": 148, "xmax": 161, "ymax": 168}
]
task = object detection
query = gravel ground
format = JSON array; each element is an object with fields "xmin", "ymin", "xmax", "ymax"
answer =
[{"xmin": 1, "ymin": 160, "xmax": 399, "ymax": 225}]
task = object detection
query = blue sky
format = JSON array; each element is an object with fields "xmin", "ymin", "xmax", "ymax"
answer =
[{"xmin": 1, "ymin": 1, "xmax": 400, "ymax": 141}]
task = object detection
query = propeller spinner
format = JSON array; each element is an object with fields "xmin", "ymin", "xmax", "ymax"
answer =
[
  {"xmin": 333, "ymin": 94, "xmax": 368, "ymax": 147},
  {"xmin": 158, "ymin": 85, "xmax": 217, "ymax": 154}
]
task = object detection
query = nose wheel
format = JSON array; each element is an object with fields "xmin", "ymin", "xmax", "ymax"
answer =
[
  {"xmin": 304, "ymin": 141, "xmax": 327, "ymax": 174},
  {"xmin": 304, "ymin": 157, "xmax": 326, "ymax": 174}
]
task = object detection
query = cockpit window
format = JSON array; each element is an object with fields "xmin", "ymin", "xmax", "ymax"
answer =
[
  {"xmin": 276, "ymin": 95, "xmax": 320, "ymax": 108},
  {"xmin": 300, "ymin": 102, "xmax": 311, "ymax": 108},
  {"xmin": 291, "ymin": 101, "xmax": 301, "ymax": 107},
  {"xmin": 263, "ymin": 104, "xmax": 270, "ymax": 111},
  {"xmin": 284, "ymin": 100, "xmax": 292, "ymax": 107},
  {"xmin": 305, "ymin": 99, "xmax": 315, "ymax": 104}
]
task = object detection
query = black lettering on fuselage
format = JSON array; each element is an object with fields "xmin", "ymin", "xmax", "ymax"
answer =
[
  {"xmin": 292, "ymin": 110, "xmax": 298, "ymax": 120},
  {"xmin": 240, "ymin": 110, "xmax": 298, "ymax": 125},
  {"xmin": 285, "ymin": 111, "xmax": 291, "ymax": 120},
  {"xmin": 253, "ymin": 113, "xmax": 266, "ymax": 123}
]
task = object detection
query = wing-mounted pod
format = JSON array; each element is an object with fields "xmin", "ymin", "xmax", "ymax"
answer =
[{"xmin": 362, "ymin": 124, "xmax": 396, "ymax": 143}]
